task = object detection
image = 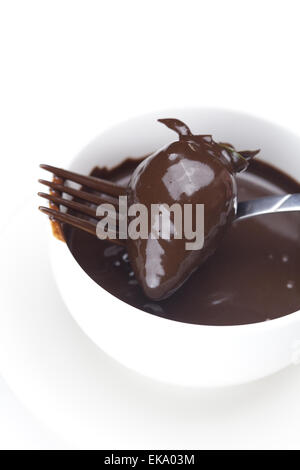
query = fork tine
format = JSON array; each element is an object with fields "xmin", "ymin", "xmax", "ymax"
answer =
[
  {"xmin": 39, "ymin": 206, "xmax": 96, "ymax": 235},
  {"xmin": 38, "ymin": 192, "xmax": 119, "ymax": 223},
  {"xmin": 38, "ymin": 192, "xmax": 120, "ymax": 226},
  {"xmin": 38, "ymin": 179, "xmax": 119, "ymax": 209},
  {"xmin": 39, "ymin": 206, "xmax": 125, "ymax": 246},
  {"xmin": 40, "ymin": 164, "xmax": 127, "ymax": 197},
  {"xmin": 38, "ymin": 192, "xmax": 99, "ymax": 219}
]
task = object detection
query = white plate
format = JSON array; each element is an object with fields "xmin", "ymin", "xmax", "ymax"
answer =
[{"xmin": 1, "ymin": 202, "xmax": 300, "ymax": 449}]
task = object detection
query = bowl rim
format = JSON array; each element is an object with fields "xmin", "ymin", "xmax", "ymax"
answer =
[{"xmin": 62, "ymin": 106, "xmax": 300, "ymax": 333}]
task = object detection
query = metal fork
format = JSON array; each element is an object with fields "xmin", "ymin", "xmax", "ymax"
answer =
[
  {"xmin": 237, "ymin": 194, "xmax": 300, "ymax": 220},
  {"xmin": 38, "ymin": 164, "xmax": 300, "ymax": 242},
  {"xmin": 38, "ymin": 164, "xmax": 126, "ymax": 245}
]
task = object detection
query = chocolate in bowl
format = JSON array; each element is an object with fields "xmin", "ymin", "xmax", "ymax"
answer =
[
  {"xmin": 50, "ymin": 109, "xmax": 300, "ymax": 387},
  {"xmin": 64, "ymin": 156, "xmax": 300, "ymax": 326}
]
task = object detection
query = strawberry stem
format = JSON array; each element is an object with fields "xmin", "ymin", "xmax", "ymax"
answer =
[{"xmin": 158, "ymin": 118, "xmax": 192, "ymax": 137}]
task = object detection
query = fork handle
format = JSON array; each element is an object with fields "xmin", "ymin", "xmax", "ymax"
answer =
[{"xmin": 236, "ymin": 194, "xmax": 300, "ymax": 221}]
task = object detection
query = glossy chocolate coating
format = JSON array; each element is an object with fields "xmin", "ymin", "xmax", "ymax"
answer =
[
  {"xmin": 65, "ymin": 157, "xmax": 300, "ymax": 326},
  {"xmin": 126, "ymin": 119, "xmax": 257, "ymax": 300}
]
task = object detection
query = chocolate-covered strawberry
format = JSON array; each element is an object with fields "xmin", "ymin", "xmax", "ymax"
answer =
[{"xmin": 126, "ymin": 118, "xmax": 259, "ymax": 300}]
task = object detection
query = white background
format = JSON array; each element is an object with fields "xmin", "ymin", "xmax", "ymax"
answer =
[{"xmin": 0, "ymin": 0, "xmax": 299, "ymax": 449}]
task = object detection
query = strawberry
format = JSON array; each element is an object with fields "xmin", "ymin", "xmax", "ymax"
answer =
[{"xmin": 127, "ymin": 118, "xmax": 259, "ymax": 300}]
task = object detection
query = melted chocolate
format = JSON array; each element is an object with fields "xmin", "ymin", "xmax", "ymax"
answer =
[
  {"xmin": 64, "ymin": 157, "xmax": 300, "ymax": 326},
  {"xmin": 127, "ymin": 119, "xmax": 258, "ymax": 300}
]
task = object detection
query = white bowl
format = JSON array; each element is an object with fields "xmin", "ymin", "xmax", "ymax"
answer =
[{"xmin": 50, "ymin": 108, "xmax": 300, "ymax": 388}]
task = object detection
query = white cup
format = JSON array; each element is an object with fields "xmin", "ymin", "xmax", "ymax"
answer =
[{"xmin": 50, "ymin": 107, "xmax": 300, "ymax": 387}]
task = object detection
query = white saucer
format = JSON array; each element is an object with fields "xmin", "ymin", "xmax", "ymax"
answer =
[{"xmin": 1, "ymin": 202, "xmax": 300, "ymax": 449}]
